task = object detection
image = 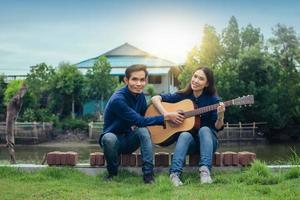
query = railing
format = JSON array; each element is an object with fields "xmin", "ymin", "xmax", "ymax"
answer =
[
  {"xmin": 218, "ymin": 122, "xmax": 267, "ymax": 142},
  {"xmin": 88, "ymin": 121, "xmax": 104, "ymax": 141},
  {"xmin": 88, "ymin": 121, "xmax": 267, "ymax": 142},
  {"xmin": 0, "ymin": 122, "xmax": 53, "ymax": 143}
]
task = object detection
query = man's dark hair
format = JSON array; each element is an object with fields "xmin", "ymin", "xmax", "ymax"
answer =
[{"xmin": 125, "ymin": 64, "xmax": 148, "ymax": 79}]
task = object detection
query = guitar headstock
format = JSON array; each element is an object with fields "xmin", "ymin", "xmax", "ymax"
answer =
[{"xmin": 232, "ymin": 95, "xmax": 254, "ymax": 106}]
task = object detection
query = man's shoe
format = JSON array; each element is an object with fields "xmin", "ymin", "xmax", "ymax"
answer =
[
  {"xmin": 199, "ymin": 166, "xmax": 213, "ymax": 184},
  {"xmin": 169, "ymin": 173, "xmax": 183, "ymax": 187},
  {"xmin": 103, "ymin": 174, "xmax": 116, "ymax": 181},
  {"xmin": 143, "ymin": 173, "xmax": 154, "ymax": 184}
]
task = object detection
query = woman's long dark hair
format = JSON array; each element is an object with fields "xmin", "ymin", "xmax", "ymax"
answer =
[{"xmin": 177, "ymin": 66, "xmax": 217, "ymax": 96}]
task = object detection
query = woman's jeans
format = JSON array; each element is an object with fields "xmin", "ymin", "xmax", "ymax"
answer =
[
  {"xmin": 100, "ymin": 127, "xmax": 153, "ymax": 175},
  {"xmin": 170, "ymin": 126, "xmax": 218, "ymax": 174}
]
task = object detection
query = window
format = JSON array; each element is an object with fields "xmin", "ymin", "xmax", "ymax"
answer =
[{"xmin": 148, "ymin": 75, "xmax": 162, "ymax": 84}]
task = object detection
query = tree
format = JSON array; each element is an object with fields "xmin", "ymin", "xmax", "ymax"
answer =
[
  {"xmin": 199, "ymin": 24, "xmax": 223, "ymax": 68},
  {"xmin": 5, "ymin": 84, "xmax": 27, "ymax": 164},
  {"xmin": 49, "ymin": 62, "xmax": 85, "ymax": 119},
  {"xmin": 241, "ymin": 24, "xmax": 263, "ymax": 50},
  {"xmin": 222, "ymin": 16, "xmax": 241, "ymax": 60},
  {"xmin": 269, "ymin": 24, "xmax": 300, "ymax": 69},
  {"xmin": 85, "ymin": 56, "xmax": 117, "ymax": 118},
  {"xmin": 268, "ymin": 24, "xmax": 300, "ymax": 129},
  {"xmin": 4, "ymin": 80, "xmax": 24, "ymax": 106},
  {"xmin": 181, "ymin": 24, "xmax": 222, "ymax": 89},
  {"xmin": 25, "ymin": 63, "xmax": 55, "ymax": 108}
]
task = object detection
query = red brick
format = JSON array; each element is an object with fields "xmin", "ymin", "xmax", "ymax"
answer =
[
  {"xmin": 155, "ymin": 152, "xmax": 169, "ymax": 167},
  {"xmin": 95, "ymin": 152, "xmax": 105, "ymax": 166},
  {"xmin": 46, "ymin": 151, "xmax": 57, "ymax": 166},
  {"xmin": 232, "ymin": 152, "xmax": 239, "ymax": 166},
  {"xmin": 60, "ymin": 152, "xmax": 67, "ymax": 165},
  {"xmin": 134, "ymin": 153, "xmax": 143, "ymax": 167},
  {"xmin": 214, "ymin": 152, "xmax": 222, "ymax": 166},
  {"xmin": 90, "ymin": 153, "xmax": 96, "ymax": 166},
  {"xmin": 238, "ymin": 151, "xmax": 251, "ymax": 166},
  {"xmin": 66, "ymin": 151, "xmax": 78, "ymax": 166},
  {"xmin": 121, "ymin": 154, "xmax": 136, "ymax": 167},
  {"xmin": 189, "ymin": 154, "xmax": 199, "ymax": 166},
  {"xmin": 223, "ymin": 151, "xmax": 234, "ymax": 166},
  {"xmin": 54, "ymin": 151, "xmax": 62, "ymax": 165},
  {"xmin": 248, "ymin": 152, "xmax": 256, "ymax": 163}
]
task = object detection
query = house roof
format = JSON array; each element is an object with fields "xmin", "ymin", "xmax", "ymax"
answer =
[
  {"xmin": 76, "ymin": 43, "xmax": 176, "ymax": 75},
  {"xmin": 111, "ymin": 67, "xmax": 171, "ymax": 76},
  {"xmin": 102, "ymin": 43, "xmax": 151, "ymax": 57}
]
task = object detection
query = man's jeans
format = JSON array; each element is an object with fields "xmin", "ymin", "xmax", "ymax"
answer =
[
  {"xmin": 100, "ymin": 128, "xmax": 153, "ymax": 175},
  {"xmin": 170, "ymin": 126, "xmax": 218, "ymax": 174}
]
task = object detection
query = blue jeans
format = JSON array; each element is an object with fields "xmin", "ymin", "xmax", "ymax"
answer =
[
  {"xmin": 100, "ymin": 128, "xmax": 153, "ymax": 175},
  {"xmin": 170, "ymin": 126, "xmax": 218, "ymax": 174}
]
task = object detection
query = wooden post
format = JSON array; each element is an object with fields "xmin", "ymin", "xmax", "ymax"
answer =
[
  {"xmin": 226, "ymin": 122, "xmax": 229, "ymax": 139},
  {"xmin": 89, "ymin": 122, "xmax": 93, "ymax": 139},
  {"xmin": 33, "ymin": 122, "xmax": 38, "ymax": 143},
  {"xmin": 239, "ymin": 122, "xmax": 242, "ymax": 140},
  {"xmin": 253, "ymin": 122, "xmax": 256, "ymax": 140}
]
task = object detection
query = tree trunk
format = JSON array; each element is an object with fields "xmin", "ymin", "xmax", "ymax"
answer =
[{"xmin": 6, "ymin": 84, "xmax": 27, "ymax": 164}]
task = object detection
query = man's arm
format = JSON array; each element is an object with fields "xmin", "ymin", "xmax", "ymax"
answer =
[
  {"xmin": 112, "ymin": 98, "xmax": 164, "ymax": 127},
  {"xmin": 151, "ymin": 95, "xmax": 185, "ymax": 124}
]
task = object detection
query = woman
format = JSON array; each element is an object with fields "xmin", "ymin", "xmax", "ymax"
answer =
[{"xmin": 151, "ymin": 67, "xmax": 225, "ymax": 186}]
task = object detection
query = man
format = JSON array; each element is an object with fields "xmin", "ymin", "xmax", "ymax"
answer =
[{"xmin": 99, "ymin": 64, "xmax": 183, "ymax": 184}]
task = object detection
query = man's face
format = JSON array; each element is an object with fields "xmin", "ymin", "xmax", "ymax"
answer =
[{"xmin": 124, "ymin": 70, "xmax": 147, "ymax": 94}]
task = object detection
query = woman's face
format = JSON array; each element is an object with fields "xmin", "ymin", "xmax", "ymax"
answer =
[{"xmin": 191, "ymin": 69, "xmax": 208, "ymax": 92}]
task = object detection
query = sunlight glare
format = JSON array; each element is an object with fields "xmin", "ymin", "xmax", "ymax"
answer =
[{"xmin": 138, "ymin": 18, "xmax": 202, "ymax": 64}]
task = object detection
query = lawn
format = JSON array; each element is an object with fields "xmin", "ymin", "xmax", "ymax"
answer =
[{"xmin": 0, "ymin": 161, "xmax": 300, "ymax": 200}]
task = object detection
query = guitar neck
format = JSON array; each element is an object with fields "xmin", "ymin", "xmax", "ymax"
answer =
[{"xmin": 184, "ymin": 100, "xmax": 233, "ymax": 118}]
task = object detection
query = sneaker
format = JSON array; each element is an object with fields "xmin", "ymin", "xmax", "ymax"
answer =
[
  {"xmin": 170, "ymin": 173, "xmax": 183, "ymax": 187},
  {"xmin": 199, "ymin": 166, "xmax": 213, "ymax": 184},
  {"xmin": 143, "ymin": 173, "xmax": 154, "ymax": 184}
]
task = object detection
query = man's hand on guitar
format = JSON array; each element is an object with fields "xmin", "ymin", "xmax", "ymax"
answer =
[{"xmin": 163, "ymin": 111, "xmax": 185, "ymax": 125}]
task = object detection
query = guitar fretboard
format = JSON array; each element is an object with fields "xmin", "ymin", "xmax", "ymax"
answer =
[{"xmin": 184, "ymin": 100, "xmax": 233, "ymax": 118}]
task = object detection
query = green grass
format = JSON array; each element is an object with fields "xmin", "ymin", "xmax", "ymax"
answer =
[{"xmin": 0, "ymin": 161, "xmax": 300, "ymax": 200}]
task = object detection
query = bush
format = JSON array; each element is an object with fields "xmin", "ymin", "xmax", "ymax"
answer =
[
  {"xmin": 20, "ymin": 108, "xmax": 59, "ymax": 125},
  {"xmin": 145, "ymin": 84, "xmax": 157, "ymax": 97},
  {"xmin": 61, "ymin": 118, "xmax": 88, "ymax": 131}
]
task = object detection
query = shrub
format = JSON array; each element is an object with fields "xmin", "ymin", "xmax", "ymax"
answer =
[
  {"xmin": 145, "ymin": 84, "xmax": 157, "ymax": 97},
  {"xmin": 61, "ymin": 118, "xmax": 88, "ymax": 131},
  {"xmin": 20, "ymin": 108, "xmax": 59, "ymax": 125}
]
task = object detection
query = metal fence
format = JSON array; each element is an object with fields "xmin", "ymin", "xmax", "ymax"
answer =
[
  {"xmin": 88, "ymin": 121, "xmax": 267, "ymax": 142},
  {"xmin": 218, "ymin": 122, "xmax": 267, "ymax": 142},
  {"xmin": 0, "ymin": 122, "xmax": 53, "ymax": 143}
]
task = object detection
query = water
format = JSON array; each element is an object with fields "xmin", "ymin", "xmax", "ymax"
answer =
[{"xmin": 0, "ymin": 142, "xmax": 299, "ymax": 164}]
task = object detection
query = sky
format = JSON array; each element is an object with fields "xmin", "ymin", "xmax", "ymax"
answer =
[{"xmin": 0, "ymin": 0, "xmax": 299, "ymax": 75}]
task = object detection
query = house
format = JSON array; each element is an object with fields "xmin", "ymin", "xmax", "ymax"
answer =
[{"xmin": 76, "ymin": 43, "xmax": 179, "ymax": 94}]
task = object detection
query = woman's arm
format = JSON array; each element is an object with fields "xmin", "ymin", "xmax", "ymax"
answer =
[{"xmin": 215, "ymin": 102, "xmax": 225, "ymax": 130}]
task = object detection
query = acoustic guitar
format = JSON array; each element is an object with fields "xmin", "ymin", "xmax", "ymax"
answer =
[{"xmin": 145, "ymin": 95, "xmax": 254, "ymax": 145}]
